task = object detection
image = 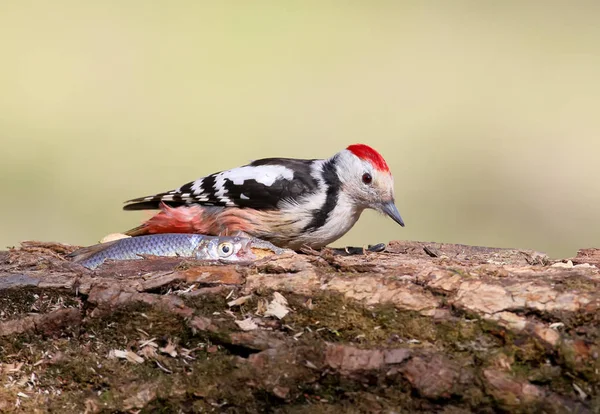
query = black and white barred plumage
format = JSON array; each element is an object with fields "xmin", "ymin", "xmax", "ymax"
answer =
[{"xmin": 124, "ymin": 158, "xmax": 319, "ymax": 211}]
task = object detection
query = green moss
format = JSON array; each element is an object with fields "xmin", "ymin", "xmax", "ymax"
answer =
[
  {"xmin": 0, "ymin": 287, "xmax": 80, "ymax": 319},
  {"xmin": 1, "ymin": 285, "xmax": 597, "ymax": 412},
  {"xmin": 84, "ymin": 303, "xmax": 193, "ymax": 349},
  {"xmin": 551, "ymin": 274, "xmax": 600, "ymax": 293},
  {"xmin": 0, "ymin": 334, "xmax": 31, "ymax": 359},
  {"xmin": 181, "ymin": 290, "xmax": 232, "ymax": 316},
  {"xmin": 280, "ymin": 291, "xmax": 499, "ymax": 356}
]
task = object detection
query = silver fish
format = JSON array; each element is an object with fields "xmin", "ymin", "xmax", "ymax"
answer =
[{"xmin": 68, "ymin": 233, "xmax": 284, "ymax": 270}]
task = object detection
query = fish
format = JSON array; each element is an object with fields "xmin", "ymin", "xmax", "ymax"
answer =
[{"xmin": 68, "ymin": 233, "xmax": 285, "ymax": 270}]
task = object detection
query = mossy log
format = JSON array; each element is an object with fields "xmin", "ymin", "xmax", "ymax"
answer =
[{"xmin": 0, "ymin": 240, "xmax": 599, "ymax": 413}]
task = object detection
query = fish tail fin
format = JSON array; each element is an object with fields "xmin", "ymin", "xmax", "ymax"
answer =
[{"xmin": 68, "ymin": 240, "xmax": 119, "ymax": 263}]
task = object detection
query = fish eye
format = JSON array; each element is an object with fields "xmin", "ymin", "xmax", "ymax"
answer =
[
  {"xmin": 218, "ymin": 242, "xmax": 234, "ymax": 258},
  {"xmin": 362, "ymin": 172, "xmax": 372, "ymax": 185}
]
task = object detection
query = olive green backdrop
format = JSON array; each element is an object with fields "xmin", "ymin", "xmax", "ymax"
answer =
[{"xmin": 1, "ymin": 2, "xmax": 599, "ymax": 258}]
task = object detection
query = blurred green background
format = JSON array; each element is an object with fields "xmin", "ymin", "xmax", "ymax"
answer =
[{"xmin": 1, "ymin": 2, "xmax": 598, "ymax": 258}]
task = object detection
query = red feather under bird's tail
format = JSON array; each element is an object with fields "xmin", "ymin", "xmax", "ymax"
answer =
[
  {"xmin": 124, "ymin": 203, "xmax": 260, "ymax": 237},
  {"xmin": 124, "ymin": 203, "xmax": 217, "ymax": 236}
]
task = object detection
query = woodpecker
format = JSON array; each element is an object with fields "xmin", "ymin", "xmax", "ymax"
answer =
[{"xmin": 123, "ymin": 144, "xmax": 404, "ymax": 250}]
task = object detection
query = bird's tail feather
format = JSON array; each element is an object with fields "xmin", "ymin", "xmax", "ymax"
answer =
[{"xmin": 123, "ymin": 194, "xmax": 187, "ymax": 211}]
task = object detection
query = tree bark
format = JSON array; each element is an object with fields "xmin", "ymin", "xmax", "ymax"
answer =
[{"xmin": 0, "ymin": 240, "xmax": 598, "ymax": 413}]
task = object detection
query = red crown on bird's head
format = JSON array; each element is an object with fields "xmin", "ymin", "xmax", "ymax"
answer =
[{"xmin": 346, "ymin": 144, "xmax": 390, "ymax": 173}]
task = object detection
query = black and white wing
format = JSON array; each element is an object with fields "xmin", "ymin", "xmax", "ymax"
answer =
[{"xmin": 123, "ymin": 158, "xmax": 320, "ymax": 211}]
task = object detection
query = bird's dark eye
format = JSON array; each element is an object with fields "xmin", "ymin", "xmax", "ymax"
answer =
[{"xmin": 362, "ymin": 173, "xmax": 372, "ymax": 185}]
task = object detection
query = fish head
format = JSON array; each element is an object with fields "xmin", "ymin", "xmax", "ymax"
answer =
[{"xmin": 196, "ymin": 237, "xmax": 257, "ymax": 262}]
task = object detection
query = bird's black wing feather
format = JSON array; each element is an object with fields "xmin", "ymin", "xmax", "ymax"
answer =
[{"xmin": 123, "ymin": 158, "xmax": 319, "ymax": 211}]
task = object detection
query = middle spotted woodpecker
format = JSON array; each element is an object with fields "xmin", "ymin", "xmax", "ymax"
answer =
[{"xmin": 123, "ymin": 144, "xmax": 405, "ymax": 250}]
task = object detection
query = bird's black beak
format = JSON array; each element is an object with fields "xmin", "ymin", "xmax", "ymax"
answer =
[{"xmin": 380, "ymin": 201, "xmax": 405, "ymax": 227}]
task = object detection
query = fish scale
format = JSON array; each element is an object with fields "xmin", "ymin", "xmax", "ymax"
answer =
[{"xmin": 95, "ymin": 234, "xmax": 204, "ymax": 262}]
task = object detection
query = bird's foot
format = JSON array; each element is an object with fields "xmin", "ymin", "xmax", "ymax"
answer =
[{"xmin": 331, "ymin": 243, "xmax": 387, "ymax": 256}]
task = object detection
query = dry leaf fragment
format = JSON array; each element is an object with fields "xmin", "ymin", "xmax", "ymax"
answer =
[
  {"xmin": 4, "ymin": 362, "xmax": 24, "ymax": 373},
  {"xmin": 126, "ymin": 351, "xmax": 145, "ymax": 364},
  {"xmin": 256, "ymin": 298, "xmax": 268, "ymax": 315},
  {"xmin": 228, "ymin": 295, "xmax": 253, "ymax": 307},
  {"xmin": 159, "ymin": 340, "xmax": 178, "ymax": 358},
  {"xmin": 551, "ymin": 260, "xmax": 574, "ymax": 268},
  {"xmin": 573, "ymin": 383, "xmax": 588, "ymax": 400},
  {"xmin": 264, "ymin": 292, "xmax": 290, "ymax": 319},
  {"xmin": 140, "ymin": 346, "xmax": 158, "ymax": 359},
  {"xmin": 155, "ymin": 360, "xmax": 173, "ymax": 374},
  {"xmin": 235, "ymin": 317, "xmax": 258, "ymax": 331},
  {"xmin": 574, "ymin": 263, "xmax": 596, "ymax": 268},
  {"xmin": 138, "ymin": 338, "xmax": 158, "ymax": 348},
  {"xmin": 111, "ymin": 349, "xmax": 144, "ymax": 364}
]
